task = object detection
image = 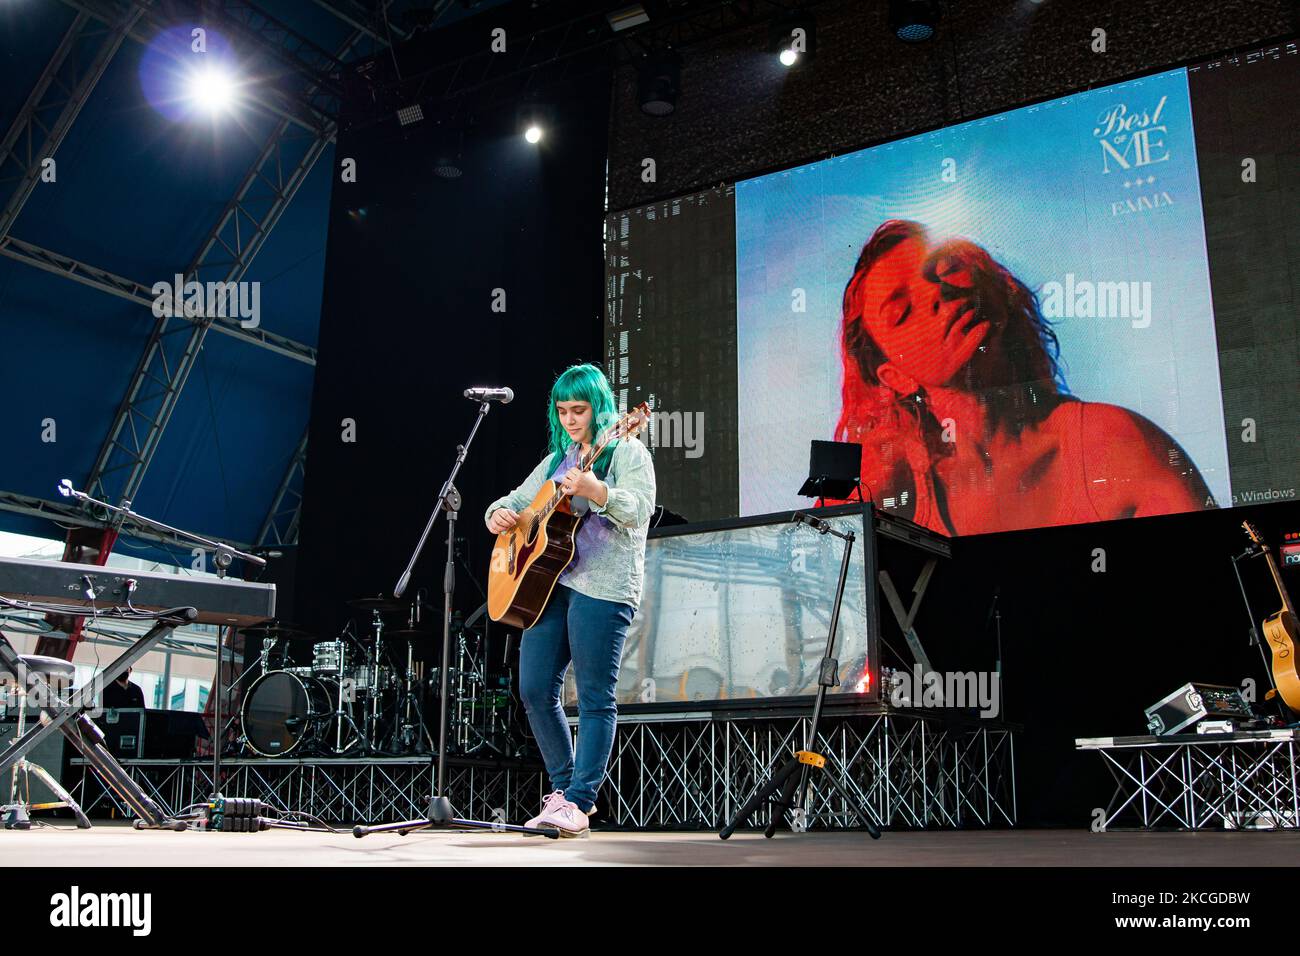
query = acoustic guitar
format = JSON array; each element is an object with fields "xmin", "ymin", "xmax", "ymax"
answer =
[
  {"xmin": 487, "ymin": 403, "xmax": 650, "ymax": 629},
  {"xmin": 1242, "ymin": 520, "xmax": 1300, "ymax": 714}
]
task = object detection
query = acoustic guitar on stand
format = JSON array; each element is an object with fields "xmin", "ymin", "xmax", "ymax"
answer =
[
  {"xmin": 487, "ymin": 403, "xmax": 650, "ymax": 629},
  {"xmin": 1242, "ymin": 520, "xmax": 1300, "ymax": 714}
]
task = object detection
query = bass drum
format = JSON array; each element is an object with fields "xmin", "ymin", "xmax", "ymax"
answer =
[{"xmin": 241, "ymin": 671, "xmax": 337, "ymax": 757}]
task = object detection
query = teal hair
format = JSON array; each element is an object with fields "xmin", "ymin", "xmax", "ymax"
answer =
[{"xmin": 547, "ymin": 363, "xmax": 619, "ymax": 476}]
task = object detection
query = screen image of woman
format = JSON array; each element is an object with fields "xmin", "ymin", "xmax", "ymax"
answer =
[{"xmin": 834, "ymin": 219, "xmax": 1213, "ymax": 536}]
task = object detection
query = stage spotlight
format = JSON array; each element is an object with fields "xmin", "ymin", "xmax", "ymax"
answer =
[
  {"xmin": 636, "ymin": 51, "xmax": 680, "ymax": 116},
  {"xmin": 396, "ymin": 104, "xmax": 424, "ymax": 126},
  {"xmin": 771, "ymin": 15, "xmax": 815, "ymax": 67},
  {"xmin": 518, "ymin": 103, "xmax": 554, "ymax": 144},
  {"xmin": 188, "ymin": 63, "xmax": 239, "ymax": 113},
  {"xmin": 889, "ymin": 0, "xmax": 938, "ymax": 42}
]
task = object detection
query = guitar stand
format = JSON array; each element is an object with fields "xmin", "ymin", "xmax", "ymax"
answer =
[
  {"xmin": 721, "ymin": 512, "xmax": 881, "ymax": 840},
  {"xmin": 0, "ymin": 613, "xmax": 195, "ymax": 830},
  {"xmin": 1231, "ymin": 547, "xmax": 1290, "ymax": 721}
]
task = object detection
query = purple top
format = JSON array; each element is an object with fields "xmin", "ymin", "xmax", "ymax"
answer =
[{"xmin": 549, "ymin": 445, "xmax": 614, "ymax": 587}]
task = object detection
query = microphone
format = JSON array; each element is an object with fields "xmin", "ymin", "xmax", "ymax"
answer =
[
  {"xmin": 792, "ymin": 511, "xmax": 828, "ymax": 532},
  {"xmin": 57, "ymin": 478, "xmax": 86, "ymax": 501},
  {"xmin": 464, "ymin": 386, "xmax": 514, "ymax": 404}
]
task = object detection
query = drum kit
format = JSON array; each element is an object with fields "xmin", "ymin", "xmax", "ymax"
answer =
[{"xmin": 230, "ymin": 596, "xmax": 525, "ymax": 759}]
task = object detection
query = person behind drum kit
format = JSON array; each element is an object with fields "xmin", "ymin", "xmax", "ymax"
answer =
[
  {"xmin": 484, "ymin": 363, "xmax": 655, "ymax": 837},
  {"xmin": 101, "ymin": 665, "xmax": 146, "ymax": 709}
]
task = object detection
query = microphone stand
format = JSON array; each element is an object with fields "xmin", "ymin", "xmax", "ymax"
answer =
[
  {"xmin": 720, "ymin": 511, "xmax": 881, "ymax": 840},
  {"xmin": 55, "ymin": 481, "xmax": 266, "ymax": 806},
  {"xmin": 354, "ymin": 400, "xmax": 557, "ymax": 838}
]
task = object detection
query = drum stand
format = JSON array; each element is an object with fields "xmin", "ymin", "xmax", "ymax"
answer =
[
  {"xmin": 364, "ymin": 611, "xmax": 387, "ymax": 749},
  {"xmin": 393, "ymin": 637, "xmax": 434, "ymax": 753},
  {"xmin": 453, "ymin": 626, "xmax": 507, "ymax": 757},
  {"xmin": 327, "ymin": 675, "xmax": 364, "ymax": 755}
]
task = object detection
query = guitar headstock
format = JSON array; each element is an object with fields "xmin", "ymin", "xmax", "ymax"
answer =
[
  {"xmin": 620, "ymin": 402, "xmax": 651, "ymax": 441},
  {"xmin": 1242, "ymin": 520, "xmax": 1263, "ymax": 546},
  {"xmin": 583, "ymin": 403, "xmax": 652, "ymax": 471},
  {"xmin": 595, "ymin": 403, "xmax": 650, "ymax": 446}
]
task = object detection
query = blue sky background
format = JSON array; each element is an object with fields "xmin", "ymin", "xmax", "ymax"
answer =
[{"xmin": 735, "ymin": 67, "xmax": 1230, "ymax": 520}]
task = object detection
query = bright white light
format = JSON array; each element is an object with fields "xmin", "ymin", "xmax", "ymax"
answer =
[
  {"xmin": 779, "ymin": 48, "xmax": 798, "ymax": 67},
  {"xmin": 189, "ymin": 65, "xmax": 238, "ymax": 114},
  {"xmin": 524, "ymin": 124, "xmax": 543, "ymax": 144}
]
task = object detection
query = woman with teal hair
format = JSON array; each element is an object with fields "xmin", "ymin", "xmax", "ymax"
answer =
[{"xmin": 485, "ymin": 362, "xmax": 656, "ymax": 837}]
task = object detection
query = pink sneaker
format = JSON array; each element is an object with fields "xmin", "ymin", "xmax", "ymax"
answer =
[
  {"xmin": 534, "ymin": 798, "xmax": 590, "ymax": 838},
  {"xmin": 524, "ymin": 790, "xmax": 568, "ymax": 829}
]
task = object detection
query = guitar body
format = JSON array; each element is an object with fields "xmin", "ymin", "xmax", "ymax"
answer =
[
  {"xmin": 1241, "ymin": 521, "xmax": 1300, "ymax": 716},
  {"xmin": 1262, "ymin": 609, "xmax": 1300, "ymax": 713},
  {"xmin": 487, "ymin": 480, "xmax": 583, "ymax": 629}
]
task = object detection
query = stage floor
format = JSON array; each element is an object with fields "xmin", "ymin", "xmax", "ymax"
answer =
[{"xmin": 3, "ymin": 824, "xmax": 1298, "ymax": 866}]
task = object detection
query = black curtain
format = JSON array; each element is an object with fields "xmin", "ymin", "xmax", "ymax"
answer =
[{"xmin": 295, "ymin": 79, "xmax": 610, "ymax": 645}]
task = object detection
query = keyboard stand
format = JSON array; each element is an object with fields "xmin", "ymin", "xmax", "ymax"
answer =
[{"xmin": 0, "ymin": 611, "xmax": 195, "ymax": 828}]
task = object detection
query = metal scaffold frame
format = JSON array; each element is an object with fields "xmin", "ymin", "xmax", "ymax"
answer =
[
  {"xmin": 1078, "ymin": 731, "xmax": 1300, "ymax": 830},
  {"xmin": 71, "ymin": 757, "xmax": 547, "ymax": 826},
  {"xmin": 69, "ymin": 709, "xmax": 1017, "ymax": 829},
  {"xmin": 603, "ymin": 710, "xmax": 1017, "ymax": 830}
]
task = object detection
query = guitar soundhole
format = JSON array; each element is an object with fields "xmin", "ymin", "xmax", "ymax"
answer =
[{"xmin": 526, "ymin": 517, "xmax": 540, "ymax": 546}]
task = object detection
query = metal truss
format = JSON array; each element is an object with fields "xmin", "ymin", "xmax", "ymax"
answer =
[
  {"xmin": 206, "ymin": 0, "xmax": 346, "ymax": 82},
  {"xmin": 61, "ymin": 0, "xmax": 339, "ymax": 132},
  {"xmin": 309, "ymin": 0, "xmax": 410, "ymax": 45},
  {"xmin": 256, "ymin": 427, "xmax": 308, "ymax": 546},
  {"xmin": 602, "ymin": 710, "xmax": 1017, "ymax": 830},
  {"xmin": 0, "ymin": 5, "xmax": 144, "ymax": 242},
  {"xmin": 1081, "ymin": 732, "xmax": 1300, "ymax": 830},
  {"xmin": 0, "ymin": 236, "xmax": 316, "ymax": 365},
  {"xmin": 67, "ymin": 710, "xmax": 1016, "ymax": 830},
  {"xmin": 84, "ymin": 116, "xmax": 332, "ymax": 507},
  {"xmin": 0, "ymin": 487, "xmax": 253, "ymax": 551},
  {"xmin": 70, "ymin": 757, "xmax": 547, "ymax": 825},
  {"xmin": 77, "ymin": 14, "xmax": 372, "ymax": 509},
  {"xmin": 355, "ymin": 0, "xmax": 834, "ymax": 129}
]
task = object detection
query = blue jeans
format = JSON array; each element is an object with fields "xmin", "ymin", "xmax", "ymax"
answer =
[{"xmin": 518, "ymin": 584, "xmax": 633, "ymax": 813}]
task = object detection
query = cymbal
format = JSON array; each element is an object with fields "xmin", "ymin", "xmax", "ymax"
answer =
[
  {"xmin": 241, "ymin": 621, "xmax": 312, "ymax": 640},
  {"xmin": 346, "ymin": 596, "xmax": 407, "ymax": 613}
]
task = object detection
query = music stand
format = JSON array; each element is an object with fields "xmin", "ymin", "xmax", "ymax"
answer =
[{"xmin": 797, "ymin": 440, "xmax": 864, "ymax": 505}]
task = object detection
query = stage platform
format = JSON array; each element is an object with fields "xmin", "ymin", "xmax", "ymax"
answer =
[
  {"xmin": 2, "ymin": 824, "xmax": 1297, "ymax": 867},
  {"xmin": 63, "ymin": 708, "xmax": 1018, "ymax": 831}
]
